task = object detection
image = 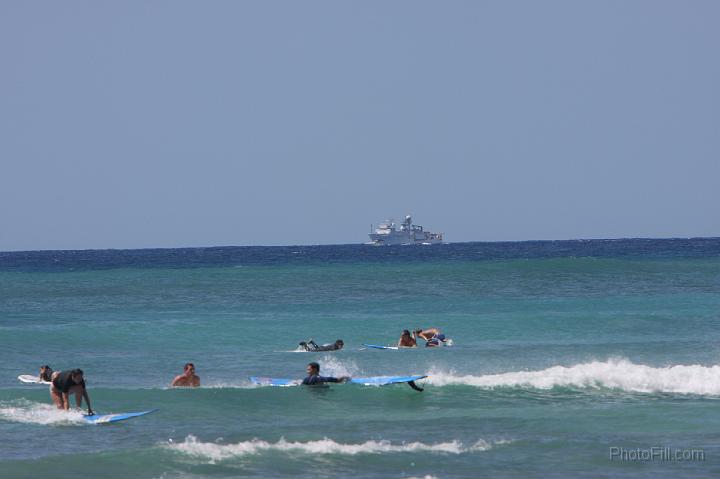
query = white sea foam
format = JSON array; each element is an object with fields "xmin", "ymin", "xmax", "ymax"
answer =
[
  {"xmin": 318, "ymin": 355, "xmax": 360, "ymax": 377},
  {"xmin": 166, "ymin": 435, "xmax": 500, "ymax": 462},
  {"xmin": 0, "ymin": 400, "xmax": 86, "ymax": 425},
  {"xmin": 199, "ymin": 381, "xmax": 260, "ymax": 389},
  {"xmin": 426, "ymin": 358, "xmax": 720, "ymax": 395}
]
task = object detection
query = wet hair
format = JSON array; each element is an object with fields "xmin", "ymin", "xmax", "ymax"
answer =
[
  {"xmin": 402, "ymin": 330, "xmax": 411, "ymax": 336},
  {"xmin": 70, "ymin": 368, "xmax": 84, "ymax": 377},
  {"xmin": 414, "ymin": 329, "xmax": 423, "ymax": 335},
  {"xmin": 184, "ymin": 363, "xmax": 195, "ymax": 371},
  {"xmin": 335, "ymin": 339, "xmax": 344, "ymax": 345},
  {"xmin": 39, "ymin": 365, "xmax": 53, "ymax": 382},
  {"xmin": 308, "ymin": 362, "xmax": 320, "ymax": 373}
]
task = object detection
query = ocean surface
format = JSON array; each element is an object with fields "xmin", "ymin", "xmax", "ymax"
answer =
[{"xmin": 1, "ymin": 238, "xmax": 719, "ymax": 478}]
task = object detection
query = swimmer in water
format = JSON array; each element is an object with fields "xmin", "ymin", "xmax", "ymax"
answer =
[{"xmin": 171, "ymin": 363, "xmax": 201, "ymax": 387}]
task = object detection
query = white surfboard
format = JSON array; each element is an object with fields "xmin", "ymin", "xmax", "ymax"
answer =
[{"xmin": 18, "ymin": 374, "xmax": 50, "ymax": 384}]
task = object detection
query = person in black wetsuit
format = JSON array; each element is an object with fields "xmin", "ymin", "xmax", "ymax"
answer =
[
  {"xmin": 299, "ymin": 339, "xmax": 344, "ymax": 352},
  {"xmin": 50, "ymin": 368, "xmax": 94, "ymax": 415},
  {"xmin": 301, "ymin": 362, "xmax": 350, "ymax": 385}
]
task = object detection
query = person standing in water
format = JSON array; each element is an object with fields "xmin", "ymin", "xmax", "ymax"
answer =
[
  {"xmin": 171, "ymin": 363, "xmax": 201, "ymax": 387},
  {"xmin": 50, "ymin": 368, "xmax": 94, "ymax": 415}
]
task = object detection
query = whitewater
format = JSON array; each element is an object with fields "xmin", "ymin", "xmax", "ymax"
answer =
[{"xmin": 425, "ymin": 358, "xmax": 720, "ymax": 395}]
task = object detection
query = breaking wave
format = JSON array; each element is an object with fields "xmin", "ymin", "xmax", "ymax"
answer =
[
  {"xmin": 426, "ymin": 359, "xmax": 720, "ymax": 395},
  {"xmin": 165, "ymin": 435, "xmax": 505, "ymax": 462},
  {"xmin": 0, "ymin": 400, "xmax": 86, "ymax": 425}
]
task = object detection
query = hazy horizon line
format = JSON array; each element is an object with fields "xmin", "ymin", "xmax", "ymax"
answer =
[{"xmin": 2, "ymin": 235, "xmax": 718, "ymax": 255}]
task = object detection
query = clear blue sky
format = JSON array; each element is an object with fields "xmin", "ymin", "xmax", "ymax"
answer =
[{"xmin": 1, "ymin": 1, "xmax": 718, "ymax": 251}]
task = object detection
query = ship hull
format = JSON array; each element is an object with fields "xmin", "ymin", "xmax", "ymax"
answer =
[{"xmin": 368, "ymin": 233, "xmax": 443, "ymax": 246}]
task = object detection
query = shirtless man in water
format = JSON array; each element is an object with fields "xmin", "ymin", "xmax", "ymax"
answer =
[{"xmin": 171, "ymin": 363, "xmax": 201, "ymax": 387}]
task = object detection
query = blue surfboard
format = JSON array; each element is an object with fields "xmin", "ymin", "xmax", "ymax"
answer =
[
  {"xmin": 249, "ymin": 377, "xmax": 301, "ymax": 387},
  {"xmin": 249, "ymin": 375, "xmax": 426, "ymax": 388},
  {"xmin": 362, "ymin": 344, "xmax": 399, "ymax": 350},
  {"xmin": 83, "ymin": 409, "xmax": 157, "ymax": 424},
  {"xmin": 351, "ymin": 375, "xmax": 427, "ymax": 385}
]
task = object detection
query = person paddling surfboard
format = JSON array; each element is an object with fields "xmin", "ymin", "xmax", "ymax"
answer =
[
  {"xmin": 302, "ymin": 362, "xmax": 350, "ymax": 385},
  {"xmin": 300, "ymin": 362, "xmax": 424, "ymax": 391},
  {"xmin": 299, "ymin": 339, "xmax": 344, "ymax": 352}
]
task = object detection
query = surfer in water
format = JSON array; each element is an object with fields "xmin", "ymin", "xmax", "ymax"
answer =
[
  {"xmin": 171, "ymin": 363, "xmax": 201, "ymax": 387},
  {"xmin": 50, "ymin": 368, "xmax": 94, "ymax": 415},
  {"xmin": 39, "ymin": 365, "xmax": 54, "ymax": 383},
  {"xmin": 397, "ymin": 330, "xmax": 417, "ymax": 348},
  {"xmin": 299, "ymin": 339, "xmax": 344, "ymax": 352},
  {"xmin": 302, "ymin": 362, "xmax": 350, "ymax": 385},
  {"xmin": 414, "ymin": 328, "xmax": 448, "ymax": 347}
]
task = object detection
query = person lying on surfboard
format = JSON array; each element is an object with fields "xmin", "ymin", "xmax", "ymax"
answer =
[
  {"xmin": 298, "ymin": 339, "xmax": 344, "ymax": 352},
  {"xmin": 50, "ymin": 368, "xmax": 94, "ymax": 415},
  {"xmin": 39, "ymin": 365, "xmax": 54, "ymax": 383},
  {"xmin": 302, "ymin": 362, "xmax": 350, "ymax": 385},
  {"xmin": 397, "ymin": 330, "xmax": 417, "ymax": 348},
  {"xmin": 171, "ymin": 362, "xmax": 201, "ymax": 387},
  {"xmin": 413, "ymin": 328, "xmax": 448, "ymax": 347}
]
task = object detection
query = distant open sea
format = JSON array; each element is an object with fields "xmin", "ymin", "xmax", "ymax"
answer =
[{"xmin": 1, "ymin": 238, "xmax": 719, "ymax": 478}]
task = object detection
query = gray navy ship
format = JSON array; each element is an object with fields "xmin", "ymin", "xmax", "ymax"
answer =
[{"xmin": 368, "ymin": 215, "xmax": 443, "ymax": 245}]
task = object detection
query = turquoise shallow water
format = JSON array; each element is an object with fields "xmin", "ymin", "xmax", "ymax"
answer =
[{"xmin": 1, "ymin": 240, "xmax": 719, "ymax": 478}]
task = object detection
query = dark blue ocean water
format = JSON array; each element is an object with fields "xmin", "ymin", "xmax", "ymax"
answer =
[
  {"xmin": 1, "ymin": 239, "xmax": 720, "ymax": 478},
  {"xmin": 2, "ymin": 237, "xmax": 719, "ymax": 272}
]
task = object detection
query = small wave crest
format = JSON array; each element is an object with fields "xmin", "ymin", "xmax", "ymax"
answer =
[
  {"xmin": 0, "ymin": 400, "xmax": 86, "ymax": 425},
  {"xmin": 199, "ymin": 380, "xmax": 267, "ymax": 389},
  {"xmin": 426, "ymin": 359, "xmax": 720, "ymax": 395},
  {"xmin": 317, "ymin": 355, "xmax": 360, "ymax": 377},
  {"xmin": 165, "ymin": 435, "xmax": 502, "ymax": 462}
]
